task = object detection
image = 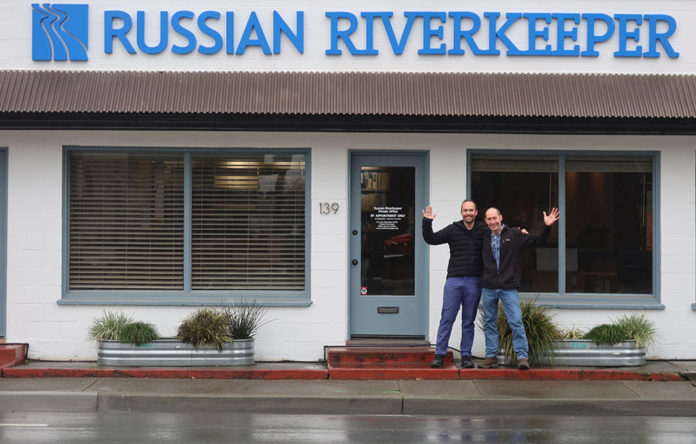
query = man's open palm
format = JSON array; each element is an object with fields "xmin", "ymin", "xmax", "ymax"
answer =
[
  {"xmin": 543, "ymin": 207, "xmax": 560, "ymax": 226},
  {"xmin": 422, "ymin": 205, "xmax": 436, "ymax": 219}
]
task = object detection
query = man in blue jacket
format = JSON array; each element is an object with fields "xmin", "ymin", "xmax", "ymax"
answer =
[
  {"xmin": 422, "ymin": 200, "xmax": 487, "ymax": 369},
  {"xmin": 479, "ymin": 206, "xmax": 559, "ymax": 370}
]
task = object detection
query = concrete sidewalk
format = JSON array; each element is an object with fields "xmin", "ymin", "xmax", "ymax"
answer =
[
  {"xmin": 1, "ymin": 377, "xmax": 696, "ymax": 416},
  {"xmin": 0, "ymin": 360, "xmax": 695, "ymax": 416}
]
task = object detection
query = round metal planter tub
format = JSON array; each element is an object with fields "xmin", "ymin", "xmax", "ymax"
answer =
[
  {"xmin": 98, "ymin": 338, "xmax": 255, "ymax": 367},
  {"xmin": 497, "ymin": 340, "xmax": 646, "ymax": 367}
]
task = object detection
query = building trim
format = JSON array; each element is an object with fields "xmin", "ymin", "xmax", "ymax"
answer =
[{"xmin": 2, "ymin": 113, "xmax": 696, "ymax": 135}]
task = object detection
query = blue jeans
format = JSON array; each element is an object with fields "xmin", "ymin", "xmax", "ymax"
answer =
[
  {"xmin": 435, "ymin": 277, "xmax": 481, "ymax": 357},
  {"xmin": 481, "ymin": 288, "xmax": 528, "ymax": 360}
]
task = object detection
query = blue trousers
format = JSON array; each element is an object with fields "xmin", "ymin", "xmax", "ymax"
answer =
[
  {"xmin": 435, "ymin": 277, "xmax": 481, "ymax": 357},
  {"xmin": 481, "ymin": 288, "xmax": 529, "ymax": 360}
]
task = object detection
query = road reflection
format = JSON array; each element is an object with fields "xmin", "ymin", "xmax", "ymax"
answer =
[{"xmin": 1, "ymin": 412, "xmax": 695, "ymax": 443}]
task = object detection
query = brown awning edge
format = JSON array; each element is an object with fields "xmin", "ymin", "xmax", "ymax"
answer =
[{"xmin": 0, "ymin": 70, "xmax": 695, "ymax": 134}]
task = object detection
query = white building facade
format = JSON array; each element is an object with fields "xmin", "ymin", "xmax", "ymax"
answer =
[{"xmin": 0, "ymin": 0, "xmax": 695, "ymax": 361}]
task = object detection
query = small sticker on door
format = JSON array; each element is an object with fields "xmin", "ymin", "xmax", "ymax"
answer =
[{"xmin": 360, "ymin": 287, "xmax": 368, "ymax": 295}]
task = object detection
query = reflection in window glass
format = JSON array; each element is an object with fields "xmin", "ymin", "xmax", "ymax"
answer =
[
  {"xmin": 470, "ymin": 153, "xmax": 654, "ymax": 296},
  {"xmin": 360, "ymin": 167, "xmax": 415, "ymax": 295},
  {"xmin": 471, "ymin": 156, "xmax": 559, "ymax": 293},
  {"xmin": 565, "ymin": 157, "xmax": 652, "ymax": 294}
]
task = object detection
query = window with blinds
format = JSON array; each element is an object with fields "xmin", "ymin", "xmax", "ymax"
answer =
[
  {"xmin": 67, "ymin": 150, "xmax": 307, "ymax": 295},
  {"xmin": 191, "ymin": 154, "xmax": 306, "ymax": 290},
  {"xmin": 69, "ymin": 152, "xmax": 185, "ymax": 290}
]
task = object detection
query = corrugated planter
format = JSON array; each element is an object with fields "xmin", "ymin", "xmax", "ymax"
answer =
[
  {"xmin": 98, "ymin": 338, "xmax": 254, "ymax": 367},
  {"xmin": 497, "ymin": 339, "xmax": 646, "ymax": 367},
  {"xmin": 550, "ymin": 339, "xmax": 646, "ymax": 367}
]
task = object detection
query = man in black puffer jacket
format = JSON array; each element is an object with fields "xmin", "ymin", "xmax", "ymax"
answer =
[{"xmin": 422, "ymin": 200, "xmax": 488, "ymax": 369}]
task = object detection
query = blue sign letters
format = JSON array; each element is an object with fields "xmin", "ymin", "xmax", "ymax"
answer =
[
  {"xmin": 325, "ymin": 11, "xmax": 679, "ymax": 58},
  {"xmin": 29, "ymin": 6, "xmax": 680, "ymax": 61},
  {"xmin": 104, "ymin": 10, "xmax": 303, "ymax": 56}
]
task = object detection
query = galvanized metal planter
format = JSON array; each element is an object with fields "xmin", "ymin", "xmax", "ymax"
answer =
[
  {"xmin": 497, "ymin": 339, "xmax": 646, "ymax": 367},
  {"xmin": 550, "ymin": 339, "xmax": 646, "ymax": 367},
  {"xmin": 98, "ymin": 338, "xmax": 255, "ymax": 367}
]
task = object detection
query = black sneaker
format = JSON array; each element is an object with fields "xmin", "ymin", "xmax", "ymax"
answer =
[
  {"xmin": 430, "ymin": 354, "xmax": 445, "ymax": 368},
  {"xmin": 460, "ymin": 356, "xmax": 475, "ymax": 369}
]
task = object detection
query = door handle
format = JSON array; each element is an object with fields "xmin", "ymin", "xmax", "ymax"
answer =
[{"xmin": 352, "ymin": 259, "xmax": 358, "ymax": 265}]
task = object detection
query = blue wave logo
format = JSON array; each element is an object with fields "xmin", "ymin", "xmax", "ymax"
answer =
[{"xmin": 32, "ymin": 3, "xmax": 88, "ymax": 61}]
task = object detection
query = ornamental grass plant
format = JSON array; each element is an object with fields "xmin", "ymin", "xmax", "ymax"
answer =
[
  {"xmin": 583, "ymin": 324, "xmax": 628, "ymax": 345},
  {"xmin": 119, "ymin": 321, "xmax": 159, "ymax": 345},
  {"xmin": 224, "ymin": 300, "xmax": 269, "ymax": 340},
  {"xmin": 560, "ymin": 326, "xmax": 586, "ymax": 340},
  {"xmin": 582, "ymin": 314, "xmax": 657, "ymax": 348},
  {"xmin": 88, "ymin": 311, "xmax": 134, "ymax": 342},
  {"xmin": 613, "ymin": 313, "xmax": 657, "ymax": 348},
  {"xmin": 177, "ymin": 308, "xmax": 231, "ymax": 350}
]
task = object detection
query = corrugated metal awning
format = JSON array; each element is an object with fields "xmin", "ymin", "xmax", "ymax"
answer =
[{"xmin": 1, "ymin": 70, "xmax": 696, "ymax": 119}]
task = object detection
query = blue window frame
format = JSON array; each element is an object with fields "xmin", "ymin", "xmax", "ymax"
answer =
[
  {"xmin": 0, "ymin": 149, "xmax": 6, "ymax": 336},
  {"xmin": 60, "ymin": 147, "xmax": 311, "ymax": 306},
  {"xmin": 468, "ymin": 150, "xmax": 662, "ymax": 309}
]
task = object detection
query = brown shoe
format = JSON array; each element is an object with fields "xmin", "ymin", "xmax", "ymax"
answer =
[
  {"xmin": 517, "ymin": 358, "xmax": 530, "ymax": 370},
  {"xmin": 479, "ymin": 356, "xmax": 498, "ymax": 369}
]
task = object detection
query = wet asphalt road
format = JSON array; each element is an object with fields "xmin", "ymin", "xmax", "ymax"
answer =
[{"xmin": 1, "ymin": 412, "xmax": 695, "ymax": 443}]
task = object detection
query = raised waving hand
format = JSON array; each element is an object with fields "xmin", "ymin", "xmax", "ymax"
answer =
[
  {"xmin": 422, "ymin": 205, "xmax": 436, "ymax": 220},
  {"xmin": 543, "ymin": 207, "xmax": 560, "ymax": 226}
]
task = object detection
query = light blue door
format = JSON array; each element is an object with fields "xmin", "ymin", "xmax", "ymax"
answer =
[
  {"xmin": 349, "ymin": 153, "xmax": 427, "ymax": 338},
  {"xmin": 0, "ymin": 150, "xmax": 6, "ymax": 337}
]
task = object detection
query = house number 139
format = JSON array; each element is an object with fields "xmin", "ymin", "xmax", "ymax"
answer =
[{"xmin": 319, "ymin": 202, "xmax": 339, "ymax": 214}]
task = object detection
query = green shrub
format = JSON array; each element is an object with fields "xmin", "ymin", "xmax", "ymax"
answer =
[
  {"xmin": 224, "ymin": 300, "xmax": 269, "ymax": 340},
  {"xmin": 613, "ymin": 314, "xmax": 656, "ymax": 348},
  {"xmin": 88, "ymin": 311, "xmax": 134, "ymax": 342},
  {"xmin": 177, "ymin": 308, "xmax": 231, "ymax": 350},
  {"xmin": 583, "ymin": 324, "xmax": 628, "ymax": 345},
  {"xmin": 119, "ymin": 322, "xmax": 159, "ymax": 345}
]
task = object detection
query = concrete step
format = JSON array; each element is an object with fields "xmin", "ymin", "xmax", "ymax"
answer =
[
  {"xmin": 0, "ymin": 344, "xmax": 27, "ymax": 368},
  {"xmin": 326, "ymin": 346, "xmax": 452, "ymax": 368},
  {"xmin": 325, "ymin": 346, "xmax": 458, "ymax": 380}
]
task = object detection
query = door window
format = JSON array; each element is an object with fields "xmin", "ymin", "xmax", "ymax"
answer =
[{"xmin": 360, "ymin": 167, "xmax": 415, "ymax": 295}]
